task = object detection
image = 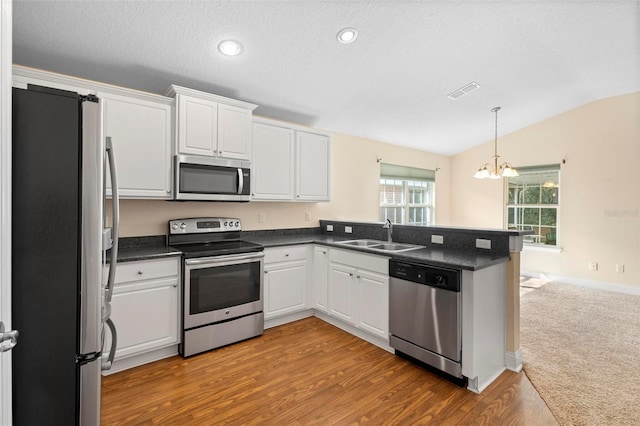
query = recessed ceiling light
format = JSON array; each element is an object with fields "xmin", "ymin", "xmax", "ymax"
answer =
[
  {"xmin": 218, "ymin": 40, "xmax": 243, "ymax": 57},
  {"xmin": 337, "ymin": 28, "xmax": 358, "ymax": 44}
]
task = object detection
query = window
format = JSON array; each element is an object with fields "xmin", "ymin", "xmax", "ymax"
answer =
[
  {"xmin": 506, "ymin": 165, "xmax": 560, "ymax": 246},
  {"xmin": 379, "ymin": 164, "xmax": 435, "ymax": 226}
]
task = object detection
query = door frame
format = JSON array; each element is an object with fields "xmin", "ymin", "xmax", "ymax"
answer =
[{"xmin": 1, "ymin": 0, "xmax": 13, "ymax": 424}]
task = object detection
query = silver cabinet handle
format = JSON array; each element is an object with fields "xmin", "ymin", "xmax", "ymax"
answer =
[
  {"xmin": 285, "ymin": 253, "xmax": 289, "ymax": 257},
  {"xmin": 0, "ymin": 322, "xmax": 18, "ymax": 353},
  {"xmin": 137, "ymin": 271, "xmax": 144, "ymax": 275},
  {"xmin": 349, "ymin": 273, "xmax": 354, "ymax": 277},
  {"xmin": 357, "ymin": 275, "xmax": 361, "ymax": 279},
  {"xmin": 173, "ymin": 283, "xmax": 177, "ymax": 288}
]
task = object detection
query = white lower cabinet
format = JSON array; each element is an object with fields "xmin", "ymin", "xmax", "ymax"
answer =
[
  {"xmin": 312, "ymin": 246, "xmax": 329, "ymax": 313},
  {"xmin": 326, "ymin": 248, "xmax": 390, "ymax": 342},
  {"xmin": 103, "ymin": 257, "xmax": 180, "ymax": 372},
  {"xmin": 264, "ymin": 245, "xmax": 310, "ymax": 319},
  {"xmin": 328, "ymin": 263, "xmax": 357, "ymax": 325},
  {"xmin": 356, "ymin": 269, "xmax": 389, "ymax": 340}
]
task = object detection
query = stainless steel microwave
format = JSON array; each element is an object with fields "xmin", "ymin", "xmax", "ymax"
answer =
[{"xmin": 174, "ymin": 155, "xmax": 251, "ymax": 201}]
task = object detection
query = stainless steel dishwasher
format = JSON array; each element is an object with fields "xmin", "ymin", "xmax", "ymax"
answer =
[{"xmin": 389, "ymin": 259, "xmax": 462, "ymax": 378}]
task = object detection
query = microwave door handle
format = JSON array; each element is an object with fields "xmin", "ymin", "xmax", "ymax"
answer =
[{"xmin": 237, "ymin": 168, "xmax": 244, "ymax": 195}]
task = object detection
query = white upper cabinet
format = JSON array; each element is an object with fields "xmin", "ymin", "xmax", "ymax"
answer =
[
  {"xmin": 177, "ymin": 95, "xmax": 218, "ymax": 156},
  {"xmin": 296, "ymin": 131, "xmax": 330, "ymax": 201},
  {"xmin": 101, "ymin": 91, "xmax": 173, "ymax": 199},
  {"xmin": 252, "ymin": 117, "xmax": 331, "ymax": 202},
  {"xmin": 166, "ymin": 85, "xmax": 257, "ymax": 160},
  {"xmin": 252, "ymin": 122, "xmax": 295, "ymax": 200},
  {"xmin": 218, "ymin": 104, "xmax": 253, "ymax": 159},
  {"xmin": 12, "ymin": 66, "xmax": 174, "ymax": 199}
]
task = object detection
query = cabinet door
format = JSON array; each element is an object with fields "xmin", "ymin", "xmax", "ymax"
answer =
[
  {"xmin": 357, "ymin": 270, "xmax": 389, "ymax": 340},
  {"xmin": 252, "ymin": 122, "xmax": 295, "ymax": 200},
  {"xmin": 102, "ymin": 92, "xmax": 173, "ymax": 198},
  {"xmin": 177, "ymin": 95, "xmax": 218, "ymax": 156},
  {"xmin": 296, "ymin": 131, "xmax": 330, "ymax": 201},
  {"xmin": 312, "ymin": 246, "xmax": 329, "ymax": 313},
  {"xmin": 264, "ymin": 260, "xmax": 307, "ymax": 319},
  {"xmin": 328, "ymin": 263, "xmax": 356, "ymax": 325},
  {"xmin": 105, "ymin": 277, "xmax": 179, "ymax": 360},
  {"xmin": 218, "ymin": 104, "xmax": 252, "ymax": 160}
]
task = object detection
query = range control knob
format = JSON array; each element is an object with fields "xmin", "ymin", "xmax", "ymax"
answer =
[
  {"xmin": 224, "ymin": 221, "xmax": 228, "ymax": 227},
  {"xmin": 235, "ymin": 221, "xmax": 240, "ymax": 227},
  {"xmin": 171, "ymin": 223, "xmax": 179, "ymax": 230},
  {"xmin": 435, "ymin": 275, "xmax": 446, "ymax": 286},
  {"xmin": 179, "ymin": 222, "xmax": 186, "ymax": 230}
]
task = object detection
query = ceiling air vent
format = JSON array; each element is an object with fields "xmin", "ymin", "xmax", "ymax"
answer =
[{"xmin": 447, "ymin": 81, "xmax": 481, "ymax": 100}]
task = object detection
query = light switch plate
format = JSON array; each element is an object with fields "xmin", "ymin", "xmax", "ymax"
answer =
[
  {"xmin": 345, "ymin": 226, "xmax": 353, "ymax": 234},
  {"xmin": 476, "ymin": 238, "xmax": 492, "ymax": 249},
  {"xmin": 326, "ymin": 224, "xmax": 333, "ymax": 232},
  {"xmin": 431, "ymin": 235, "xmax": 444, "ymax": 244}
]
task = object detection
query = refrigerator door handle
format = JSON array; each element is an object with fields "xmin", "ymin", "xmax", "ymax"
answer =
[
  {"xmin": 105, "ymin": 137, "xmax": 120, "ymax": 304},
  {"xmin": 101, "ymin": 317, "xmax": 117, "ymax": 371}
]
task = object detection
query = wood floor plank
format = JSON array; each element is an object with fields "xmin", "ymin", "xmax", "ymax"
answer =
[{"xmin": 102, "ymin": 317, "xmax": 557, "ymax": 425}]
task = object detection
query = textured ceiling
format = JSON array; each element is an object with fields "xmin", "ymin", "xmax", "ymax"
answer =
[{"xmin": 11, "ymin": 0, "xmax": 640, "ymax": 155}]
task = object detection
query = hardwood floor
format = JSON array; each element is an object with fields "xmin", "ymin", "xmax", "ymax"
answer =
[{"xmin": 101, "ymin": 317, "xmax": 557, "ymax": 425}]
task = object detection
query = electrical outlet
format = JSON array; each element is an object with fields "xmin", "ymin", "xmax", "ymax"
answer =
[
  {"xmin": 588, "ymin": 261, "xmax": 598, "ymax": 271},
  {"xmin": 305, "ymin": 211, "xmax": 311, "ymax": 221},
  {"xmin": 326, "ymin": 224, "xmax": 334, "ymax": 232},
  {"xmin": 258, "ymin": 213, "xmax": 265, "ymax": 223},
  {"xmin": 476, "ymin": 239, "xmax": 491, "ymax": 249},
  {"xmin": 616, "ymin": 264, "xmax": 625, "ymax": 273},
  {"xmin": 431, "ymin": 235, "xmax": 444, "ymax": 244},
  {"xmin": 345, "ymin": 226, "xmax": 353, "ymax": 234}
]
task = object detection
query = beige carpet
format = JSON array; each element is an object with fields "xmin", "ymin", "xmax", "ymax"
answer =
[{"xmin": 520, "ymin": 282, "xmax": 640, "ymax": 425}]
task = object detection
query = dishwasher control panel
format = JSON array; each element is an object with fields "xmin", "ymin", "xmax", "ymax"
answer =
[{"xmin": 389, "ymin": 260, "xmax": 460, "ymax": 292}]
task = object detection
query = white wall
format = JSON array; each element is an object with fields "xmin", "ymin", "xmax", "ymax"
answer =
[
  {"xmin": 117, "ymin": 130, "xmax": 452, "ymax": 236},
  {"xmin": 451, "ymin": 92, "xmax": 640, "ymax": 288}
]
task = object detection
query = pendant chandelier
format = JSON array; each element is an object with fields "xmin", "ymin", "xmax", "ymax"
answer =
[{"xmin": 473, "ymin": 107, "xmax": 518, "ymax": 179}]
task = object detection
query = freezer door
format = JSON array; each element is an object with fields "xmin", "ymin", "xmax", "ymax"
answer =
[
  {"xmin": 80, "ymin": 98, "xmax": 104, "ymax": 357},
  {"xmin": 79, "ymin": 357, "xmax": 101, "ymax": 425}
]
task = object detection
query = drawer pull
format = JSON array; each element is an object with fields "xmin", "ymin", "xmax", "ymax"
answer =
[
  {"xmin": 137, "ymin": 271, "xmax": 144, "ymax": 275},
  {"xmin": 285, "ymin": 253, "xmax": 289, "ymax": 257}
]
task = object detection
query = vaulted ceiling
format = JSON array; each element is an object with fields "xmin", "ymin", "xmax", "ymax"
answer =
[{"xmin": 12, "ymin": 1, "xmax": 640, "ymax": 155}]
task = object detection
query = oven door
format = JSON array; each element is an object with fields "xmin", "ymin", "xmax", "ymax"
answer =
[{"xmin": 184, "ymin": 252, "xmax": 264, "ymax": 330}]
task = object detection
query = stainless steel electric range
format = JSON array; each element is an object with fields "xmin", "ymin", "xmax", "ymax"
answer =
[{"xmin": 168, "ymin": 217, "xmax": 265, "ymax": 357}]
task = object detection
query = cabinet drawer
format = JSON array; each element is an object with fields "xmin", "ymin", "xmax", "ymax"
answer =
[
  {"xmin": 115, "ymin": 258, "xmax": 179, "ymax": 284},
  {"xmin": 264, "ymin": 245, "xmax": 309, "ymax": 264}
]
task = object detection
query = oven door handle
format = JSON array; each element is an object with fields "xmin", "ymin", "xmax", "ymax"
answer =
[{"xmin": 185, "ymin": 251, "xmax": 265, "ymax": 266}]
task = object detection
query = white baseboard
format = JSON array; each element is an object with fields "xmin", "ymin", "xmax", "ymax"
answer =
[
  {"xmin": 314, "ymin": 312, "xmax": 394, "ymax": 353},
  {"xmin": 265, "ymin": 310, "xmax": 314, "ymax": 329},
  {"xmin": 521, "ymin": 270, "xmax": 640, "ymax": 296},
  {"xmin": 504, "ymin": 349, "xmax": 523, "ymax": 373},
  {"xmin": 102, "ymin": 344, "xmax": 179, "ymax": 375},
  {"xmin": 467, "ymin": 367, "xmax": 507, "ymax": 394}
]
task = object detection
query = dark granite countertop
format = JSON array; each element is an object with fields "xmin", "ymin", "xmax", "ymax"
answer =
[
  {"xmin": 116, "ymin": 246, "xmax": 182, "ymax": 263},
  {"xmin": 244, "ymin": 234, "xmax": 508, "ymax": 271},
  {"xmin": 114, "ymin": 235, "xmax": 182, "ymax": 263},
  {"xmin": 116, "ymin": 226, "xmax": 514, "ymax": 270}
]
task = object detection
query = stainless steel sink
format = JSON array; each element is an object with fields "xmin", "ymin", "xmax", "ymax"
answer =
[{"xmin": 336, "ymin": 239, "xmax": 424, "ymax": 253}]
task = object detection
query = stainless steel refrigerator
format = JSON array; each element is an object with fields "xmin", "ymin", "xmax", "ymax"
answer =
[{"xmin": 11, "ymin": 85, "xmax": 120, "ymax": 425}]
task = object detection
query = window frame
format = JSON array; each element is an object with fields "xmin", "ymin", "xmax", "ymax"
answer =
[
  {"xmin": 380, "ymin": 177, "xmax": 435, "ymax": 226},
  {"xmin": 504, "ymin": 165, "xmax": 561, "ymax": 247}
]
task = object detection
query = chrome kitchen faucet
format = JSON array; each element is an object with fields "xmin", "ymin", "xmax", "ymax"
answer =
[{"xmin": 383, "ymin": 219, "xmax": 393, "ymax": 242}]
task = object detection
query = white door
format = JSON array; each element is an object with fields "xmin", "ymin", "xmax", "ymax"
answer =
[
  {"xmin": 296, "ymin": 131, "xmax": 330, "ymax": 201},
  {"xmin": 217, "ymin": 104, "xmax": 252, "ymax": 160},
  {"xmin": 1, "ymin": 1, "xmax": 13, "ymax": 423},
  {"xmin": 357, "ymin": 270, "xmax": 389, "ymax": 340}
]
